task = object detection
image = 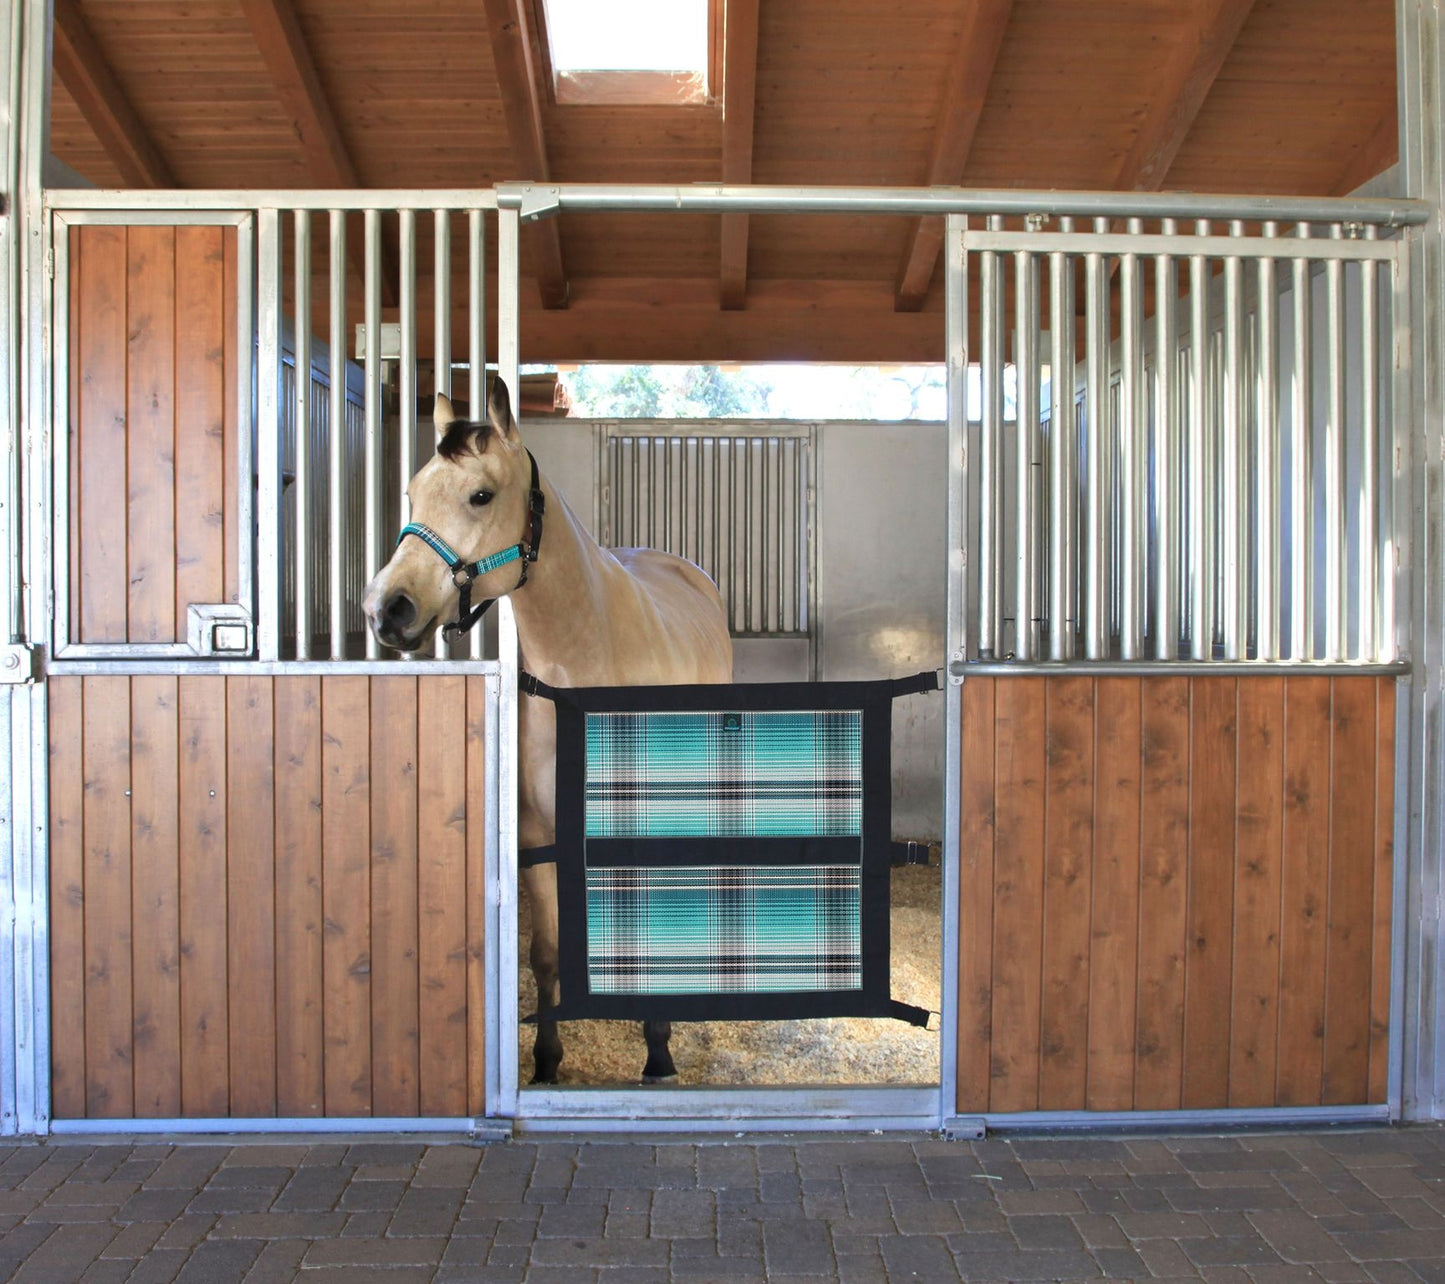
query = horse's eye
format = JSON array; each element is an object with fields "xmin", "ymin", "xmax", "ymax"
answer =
[{"xmin": 469, "ymin": 489, "xmax": 494, "ymax": 508}]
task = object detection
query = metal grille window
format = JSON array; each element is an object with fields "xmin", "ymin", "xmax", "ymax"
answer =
[{"xmin": 599, "ymin": 428, "xmax": 815, "ymax": 637}]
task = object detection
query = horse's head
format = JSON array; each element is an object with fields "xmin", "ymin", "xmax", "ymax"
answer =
[{"xmin": 363, "ymin": 376, "xmax": 539, "ymax": 652}]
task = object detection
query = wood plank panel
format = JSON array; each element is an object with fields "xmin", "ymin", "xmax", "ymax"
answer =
[
  {"xmin": 989, "ymin": 678, "xmax": 1046, "ymax": 1112},
  {"xmin": 1182, "ymin": 677, "xmax": 1236, "ymax": 1108},
  {"xmin": 322, "ymin": 675, "xmax": 372, "ymax": 1114},
  {"xmin": 76, "ymin": 225, "xmax": 128, "ymax": 644},
  {"xmin": 1230, "ymin": 676, "xmax": 1284, "ymax": 1106},
  {"xmin": 178, "ymin": 675, "xmax": 230, "ymax": 1115},
  {"xmin": 1277, "ymin": 676, "xmax": 1332, "ymax": 1105},
  {"xmin": 1368, "ymin": 678, "xmax": 1396, "ymax": 1103},
  {"xmin": 418, "ymin": 676, "xmax": 469, "ymax": 1117},
  {"xmin": 1135, "ymin": 677, "xmax": 1190, "ymax": 1109},
  {"xmin": 369, "ymin": 676, "xmax": 420, "ymax": 1116},
  {"xmin": 956, "ymin": 676, "xmax": 996, "ymax": 1113},
  {"xmin": 125, "ymin": 226, "xmax": 177, "ymax": 643},
  {"xmin": 1038, "ymin": 677, "xmax": 1092, "ymax": 1110},
  {"xmin": 227, "ymin": 676, "xmax": 277, "ymax": 1115},
  {"xmin": 275, "ymin": 677, "xmax": 324, "ymax": 1116},
  {"xmin": 466, "ymin": 675, "xmax": 489, "ymax": 1117},
  {"xmin": 1324, "ymin": 678, "xmax": 1376, "ymax": 1104},
  {"xmin": 1087, "ymin": 679, "xmax": 1141, "ymax": 1111},
  {"xmin": 48, "ymin": 680, "xmax": 87, "ymax": 1118},
  {"xmin": 174, "ymin": 225, "xmax": 228, "ymax": 622},
  {"xmin": 223, "ymin": 226, "xmax": 241, "ymax": 607},
  {"xmin": 82, "ymin": 676, "xmax": 133, "ymax": 1117},
  {"xmin": 68, "ymin": 228, "xmax": 81, "ymax": 636},
  {"xmin": 130, "ymin": 675, "xmax": 181, "ymax": 1116}
]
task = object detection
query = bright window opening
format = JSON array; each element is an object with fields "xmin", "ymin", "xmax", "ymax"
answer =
[{"xmin": 538, "ymin": 0, "xmax": 712, "ymax": 105}]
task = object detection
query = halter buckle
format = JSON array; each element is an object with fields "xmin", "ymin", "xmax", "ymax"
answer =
[{"xmin": 452, "ymin": 563, "xmax": 477, "ymax": 589}]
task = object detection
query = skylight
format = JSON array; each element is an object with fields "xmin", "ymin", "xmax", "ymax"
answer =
[{"xmin": 539, "ymin": 0, "xmax": 712, "ymax": 105}]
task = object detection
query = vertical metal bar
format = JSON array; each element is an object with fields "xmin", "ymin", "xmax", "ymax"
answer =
[
  {"xmin": 1154, "ymin": 222, "xmax": 1178, "ymax": 658},
  {"xmin": 744, "ymin": 439, "xmax": 755, "ymax": 633},
  {"xmin": 256, "ymin": 209, "xmax": 282, "ymax": 661},
  {"xmin": 468, "ymin": 208, "xmax": 486, "ymax": 659},
  {"xmin": 979, "ymin": 219, "xmax": 1002, "ymax": 657},
  {"xmin": 1190, "ymin": 221, "xmax": 1213, "ymax": 659},
  {"xmin": 1084, "ymin": 220, "xmax": 1109, "ymax": 659},
  {"xmin": 1325, "ymin": 224, "xmax": 1347, "ymax": 660},
  {"xmin": 328, "ymin": 210, "xmax": 347, "ymax": 659},
  {"xmin": 1257, "ymin": 222, "xmax": 1281, "ymax": 659},
  {"xmin": 497, "ymin": 209, "xmax": 520, "ymax": 422},
  {"xmin": 399, "ymin": 209, "xmax": 417, "ymax": 527},
  {"xmin": 363, "ymin": 207, "xmax": 382, "ymax": 659},
  {"xmin": 293, "ymin": 211, "xmax": 312, "ymax": 659},
  {"xmin": 433, "ymin": 210, "xmax": 453, "ymax": 659},
  {"xmin": 1014, "ymin": 245, "xmax": 1039, "ymax": 660},
  {"xmin": 1220, "ymin": 222, "xmax": 1245, "ymax": 659},
  {"xmin": 1291, "ymin": 225, "xmax": 1314, "ymax": 659},
  {"xmin": 1048, "ymin": 222, "xmax": 1076, "ymax": 659},
  {"xmin": 1359, "ymin": 226, "xmax": 1380, "ymax": 661},
  {"xmin": 1119, "ymin": 219, "xmax": 1145, "ymax": 658}
]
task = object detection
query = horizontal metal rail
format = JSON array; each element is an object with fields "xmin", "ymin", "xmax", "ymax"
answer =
[{"xmin": 45, "ymin": 189, "xmax": 501, "ymax": 213}]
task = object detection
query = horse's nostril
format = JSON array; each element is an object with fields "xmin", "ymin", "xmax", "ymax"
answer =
[{"xmin": 383, "ymin": 592, "xmax": 417, "ymax": 629}]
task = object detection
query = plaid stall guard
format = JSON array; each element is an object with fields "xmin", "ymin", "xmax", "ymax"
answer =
[{"xmin": 530, "ymin": 672, "xmax": 936, "ymax": 1025}]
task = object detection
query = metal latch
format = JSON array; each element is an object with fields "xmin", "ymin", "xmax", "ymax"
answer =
[
  {"xmin": 186, "ymin": 604, "xmax": 254, "ymax": 657},
  {"xmin": 0, "ymin": 644, "xmax": 36, "ymax": 684}
]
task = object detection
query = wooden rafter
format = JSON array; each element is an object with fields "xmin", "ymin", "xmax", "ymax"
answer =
[
  {"xmin": 482, "ymin": 0, "xmax": 569, "ymax": 309},
  {"xmin": 1333, "ymin": 108, "xmax": 1399, "ymax": 195},
  {"xmin": 52, "ymin": 0, "xmax": 176, "ymax": 188},
  {"xmin": 719, "ymin": 0, "xmax": 760, "ymax": 311},
  {"xmin": 893, "ymin": 0, "xmax": 1014, "ymax": 312},
  {"xmin": 1114, "ymin": 0, "xmax": 1257, "ymax": 191},
  {"xmin": 239, "ymin": 0, "xmax": 397, "ymax": 308}
]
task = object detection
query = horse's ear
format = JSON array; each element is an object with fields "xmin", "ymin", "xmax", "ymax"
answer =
[
  {"xmin": 487, "ymin": 375, "xmax": 519, "ymax": 441},
  {"xmin": 433, "ymin": 392, "xmax": 458, "ymax": 442}
]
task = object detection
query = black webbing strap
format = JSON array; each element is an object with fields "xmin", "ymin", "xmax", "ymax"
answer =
[
  {"xmin": 890, "ymin": 840, "xmax": 936, "ymax": 867},
  {"xmin": 889, "ymin": 1001, "xmax": 933, "ymax": 1028},
  {"xmin": 519, "ymin": 845, "xmax": 557, "ymax": 869},
  {"xmin": 889, "ymin": 670, "xmax": 943, "ymax": 698}
]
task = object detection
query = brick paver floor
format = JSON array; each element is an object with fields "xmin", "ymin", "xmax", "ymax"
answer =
[{"xmin": 0, "ymin": 1126, "xmax": 1442, "ymax": 1282}]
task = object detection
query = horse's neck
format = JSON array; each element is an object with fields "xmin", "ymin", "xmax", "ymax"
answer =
[{"xmin": 508, "ymin": 475, "xmax": 613, "ymax": 682}]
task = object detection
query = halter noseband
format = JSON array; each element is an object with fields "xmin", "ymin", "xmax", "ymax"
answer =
[{"xmin": 394, "ymin": 450, "xmax": 546, "ymax": 640}]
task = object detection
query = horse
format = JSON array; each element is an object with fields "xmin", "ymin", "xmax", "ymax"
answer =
[{"xmin": 362, "ymin": 377, "xmax": 733, "ymax": 1084}]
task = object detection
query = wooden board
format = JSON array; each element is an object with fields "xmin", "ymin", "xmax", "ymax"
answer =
[{"xmin": 47, "ymin": 679, "xmax": 87, "ymax": 1119}]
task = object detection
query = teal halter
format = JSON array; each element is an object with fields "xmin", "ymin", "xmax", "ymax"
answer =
[{"xmin": 395, "ymin": 451, "xmax": 545, "ymax": 639}]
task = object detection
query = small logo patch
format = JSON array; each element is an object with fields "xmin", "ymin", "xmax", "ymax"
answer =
[{"xmin": 722, "ymin": 713, "xmax": 743, "ymax": 733}]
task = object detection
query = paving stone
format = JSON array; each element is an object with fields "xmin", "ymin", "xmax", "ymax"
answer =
[
  {"xmin": 7, "ymin": 1223, "xmax": 119, "ymax": 1283},
  {"xmin": 1249, "ymin": 1209, "xmax": 1352, "ymax": 1263},
  {"xmin": 241, "ymin": 1239, "xmax": 310, "ymax": 1282},
  {"xmin": 889, "ymin": 1195, "xmax": 964, "ymax": 1234},
  {"xmin": 387, "ymin": 1188, "xmax": 464, "ymax": 1237},
  {"xmin": 210, "ymin": 1211, "xmax": 347, "ymax": 1238},
  {"xmin": 651, "ymin": 1188, "xmax": 716, "ymax": 1238},
  {"xmin": 98, "ymin": 1220, "xmax": 164, "ymax": 1259},
  {"xmin": 204, "ymin": 1166, "xmax": 292, "ymax": 1190},
  {"xmin": 145, "ymin": 1150, "xmax": 228, "ymax": 1190},
  {"xmin": 1333, "ymin": 1228, "xmax": 1445, "ymax": 1260},
  {"xmin": 172, "ymin": 1240, "xmax": 263, "ymax": 1282},
  {"xmin": 271, "ymin": 1166, "xmax": 349, "ymax": 1211},
  {"xmin": 1092, "ymin": 1245, "xmax": 1151, "ymax": 1278},
  {"xmin": 303, "ymin": 1235, "xmax": 447, "ymax": 1266},
  {"xmin": 536, "ymin": 1201, "xmax": 607, "ymax": 1238},
  {"xmin": 1181, "ymin": 1234, "xmax": 1286, "ymax": 1267},
  {"xmin": 763, "ymin": 1221, "xmax": 836, "ymax": 1276},
  {"xmin": 1010, "ymin": 1211, "xmax": 1086, "ymax": 1249},
  {"xmin": 77, "ymin": 1260, "xmax": 132, "ymax": 1283},
  {"xmin": 527, "ymin": 1236, "xmax": 670, "ymax": 1267},
  {"xmin": 952, "ymin": 1247, "xmax": 1103, "ymax": 1280},
  {"xmin": 123, "ymin": 1250, "xmax": 188, "ymax": 1284},
  {"xmin": 337, "ymin": 1178, "xmax": 407, "ymax": 1211}
]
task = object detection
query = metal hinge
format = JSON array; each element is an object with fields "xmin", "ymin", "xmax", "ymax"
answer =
[
  {"xmin": 43, "ymin": 248, "xmax": 53, "ymax": 280},
  {"xmin": 0, "ymin": 643, "xmax": 36, "ymax": 684}
]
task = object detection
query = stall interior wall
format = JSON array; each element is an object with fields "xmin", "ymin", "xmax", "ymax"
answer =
[{"xmin": 956, "ymin": 674, "xmax": 1394, "ymax": 1114}]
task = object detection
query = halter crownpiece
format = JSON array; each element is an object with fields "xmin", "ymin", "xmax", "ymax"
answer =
[{"xmin": 394, "ymin": 450, "xmax": 546, "ymax": 639}]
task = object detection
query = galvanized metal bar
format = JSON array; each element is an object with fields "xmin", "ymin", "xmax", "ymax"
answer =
[
  {"xmin": 1221, "ymin": 223, "xmax": 1245, "ymax": 660},
  {"xmin": 1084, "ymin": 221, "xmax": 1109, "ymax": 659},
  {"xmin": 48, "ymin": 189, "xmax": 505, "ymax": 213},
  {"xmin": 1256, "ymin": 222, "xmax": 1281, "ymax": 660},
  {"xmin": 1359, "ymin": 225, "xmax": 1380, "ymax": 662},
  {"xmin": 961, "ymin": 228, "xmax": 1398, "ymax": 264},
  {"xmin": 1325, "ymin": 224, "xmax": 1347, "ymax": 661},
  {"xmin": 978, "ymin": 223, "xmax": 1003, "ymax": 658},
  {"xmin": 1119, "ymin": 219, "xmax": 1145, "ymax": 658},
  {"xmin": 293, "ymin": 210, "xmax": 312, "ymax": 660},
  {"xmin": 432, "ymin": 210, "xmax": 453, "ymax": 660},
  {"xmin": 1291, "ymin": 226, "xmax": 1314, "ymax": 660},
  {"xmin": 1047, "ymin": 224, "xmax": 1075, "ymax": 659},
  {"xmin": 954, "ymin": 658, "xmax": 1408, "ymax": 678},
  {"xmin": 468, "ymin": 208, "xmax": 487, "ymax": 660},
  {"xmin": 1014, "ymin": 244, "xmax": 1040, "ymax": 660},
  {"xmin": 1190, "ymin": 222, "xmax": 1214, "ymax": 659},
  {"xmin": 363, "ymin": 207, "xmax": 382, "ymax": 660},
  {"xmin": 399, "ymin": 209, "xmax": 417, "ymax": 533},
  {"xmin": 256, "ymin": 209, "xmax": 282, "ymax": 661},
  {"xmin": 1153, "ymin": 222, "xmax": 1179, "ymax": 658},
  {"xmin": 328, "ymin": 210, "xmax": 347, "ymax": 659},
  {"xmin": 489, "ymin": 181, "xmax": 1428, "ymax": 227}
]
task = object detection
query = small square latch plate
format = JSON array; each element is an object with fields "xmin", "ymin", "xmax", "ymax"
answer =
[
  {"xmin": 187, "ymin": 603, "xmax": 254, "ymax": 657},
  {"xmin": 212, "ymin": 623, "xmax": 250, "ymax": 653}
]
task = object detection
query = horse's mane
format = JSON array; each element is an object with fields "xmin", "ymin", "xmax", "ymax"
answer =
[{"xmin": 435, "ymin": 416, "xmax": 494, "ymax": 462}]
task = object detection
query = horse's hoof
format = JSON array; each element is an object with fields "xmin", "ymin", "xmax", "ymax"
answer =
[
  {"xmin": 640, "ymin": 1072, "xmax": 680, "ymax": 1085},
  {"xmin": 530, "ymin": 1071, "xmax": 560, "ymax": 1086}
]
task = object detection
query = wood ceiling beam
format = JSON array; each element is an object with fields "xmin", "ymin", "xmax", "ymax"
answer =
[
  {"xmin": 719, "ymin": 0, "xmax": 760, "ymax": 311},
  {"xmin": 1333, "ymin": 108, "xmax": 1399, "ymax": 195},
  {"xmin": 239, "ymin": 0, "xmax": 397, "ymax": 308},
  {"xmin": 482, "ymin": 0, "xmax": 569, "ymax": 309},
  {"xmin": 52, "ymin": 0, "xmax": 176, "ymax": 188},
  {"xmin": 1114, "ymin": 0, "xmax": 1257, "ymax": 191},
  {"xmin": 894, "ymin": 0, "xmax": 1014, "ymax": 313}
]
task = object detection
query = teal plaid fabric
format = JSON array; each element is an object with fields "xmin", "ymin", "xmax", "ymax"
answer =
[
  {"xmin": 585, "ymin": 710, "xmax": 862, "ymax": 838},
  {"xmin": 585, "ymin": 865, "xmax": 862, "ymax": 994}
]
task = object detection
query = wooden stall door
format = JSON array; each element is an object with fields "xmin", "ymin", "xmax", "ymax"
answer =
[
  {"xmin": 956, "ymin": 675, "xmax": 1394, "ymax": 1115},
  {"xmin": 66, "ymin": 222, "xmax": 241, "ymax": 648},
  {"xmin": 49, "ymin": 674, "xmax": 491, "ymax": 1119}
]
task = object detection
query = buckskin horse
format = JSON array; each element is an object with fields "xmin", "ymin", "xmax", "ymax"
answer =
[{"xmin": 363, "ymin": 378, "xmax": 733, "ymax": 1083}]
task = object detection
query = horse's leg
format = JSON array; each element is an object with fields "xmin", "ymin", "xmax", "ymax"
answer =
[
  {"xmin": 641, "ymin": 1021, "xmax": 677, "ymax": 1083},
  {"xmin": 522, "ymin": 862, "xmax": 563, "ymax": 1084}
]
